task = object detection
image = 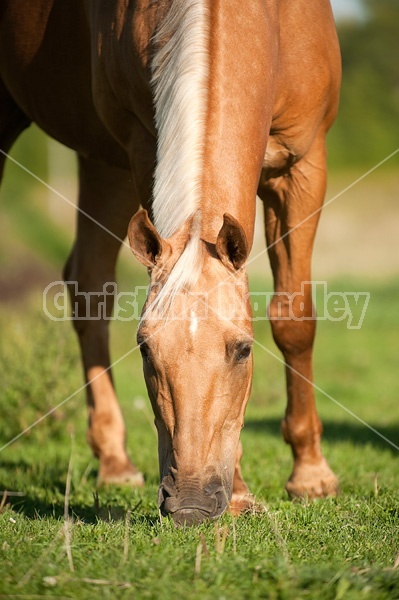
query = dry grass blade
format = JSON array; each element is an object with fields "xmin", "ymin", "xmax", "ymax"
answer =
[
  {"xmin": 199, "ymin": 532, "xmax": 209, "ymax": 557},
  {"xmin": 0, "ymin": 491, "xmax": 8, "ymax": 512},
  {"xmin": 93, "ymin": 491, "xmax": 100, "ymax": 516},
  {"xmin": 63, "ymin": 434, "xmax": 75, "ymax": 573},
  {"xmin": 374, "ymin": 474, "xmax": 378, "ymax": 497},
  {"xmin": 231, "ymin": 517, "xmax": 237, "ymax": 556},
  {"xmin": 78, "ymin": 460, "xmax": 94, "ymax": 487},
  {"xmin": 80, "ymin": 577, "xmax": 131, "ymax": 588},
  {"xmin": 194, "ymin": 542, "xmax": 202, "ymax": 575},
  {"xmin": 123, "ymin": 509, "xmax": 131, "ymax": 564},
  {"xmin": 16, "ymin": 439, "xmax": 76, "ymax": 587},
  {"xmin": 43, "ymin": 575, "xmax": 131, "ymax": 588},
  {"xmin": 214, "ymin": 524, "xmax": 228, "ymax": 556}
]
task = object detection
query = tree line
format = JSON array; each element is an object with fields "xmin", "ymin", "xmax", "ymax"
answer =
[{"xmin": 328, "ymin": 0, "xmax": 399, "ymax": 169}]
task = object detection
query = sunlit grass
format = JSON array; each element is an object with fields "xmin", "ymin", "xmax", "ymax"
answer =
[{"xmin": 1, "ymin": 277, "xmax": 398, "ymax": 598}]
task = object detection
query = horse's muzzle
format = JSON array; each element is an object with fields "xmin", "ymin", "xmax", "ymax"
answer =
[{"xmin": 158, "ymin": 474, "xmax": 229, "ymax": 526}]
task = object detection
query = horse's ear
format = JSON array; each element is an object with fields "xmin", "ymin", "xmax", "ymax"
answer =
[
  {"xmin": 216, "ymin": 213, "xmax": 248, "ymax": 270},
  {"xmin": 128, "ymin": 209, "xmax": 169, "ymax": 268}
]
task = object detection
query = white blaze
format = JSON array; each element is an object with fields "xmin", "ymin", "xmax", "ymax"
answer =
[{"xmin": 189, "ymin": 310, "xmax": 198, "ymax": 336}]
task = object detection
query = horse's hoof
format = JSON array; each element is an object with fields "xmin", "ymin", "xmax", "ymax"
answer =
[
  {"xmin": 97, "ymin": 457, "xmax": 145, "ymax": 488},
  {"xmin": 98, "ymin": 471, "xmax": 145, "ymax": 487},
  {"xmin": 228, "ymin": 492, "xmax": 267, "ymax": 516},
  {"xmin": 285, "ymin": 459, "xmax": 339, "ymax": 500}
]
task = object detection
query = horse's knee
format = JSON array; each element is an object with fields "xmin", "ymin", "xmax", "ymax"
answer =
[
  {"xmin": 269, "ymin": 294, "xmax": 316, "ymax": 357},
  {"xmin": 270, "ymin": 317, "xmax": 315, "ymax": 357},
  {"xmin": 282, "ymin": 413, "xmax": 323, "ymax": 453}
]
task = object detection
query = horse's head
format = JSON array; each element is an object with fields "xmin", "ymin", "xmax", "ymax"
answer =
[{"xmin": 128, "ymin": 209, "xmax": 253, "ymax": 525}]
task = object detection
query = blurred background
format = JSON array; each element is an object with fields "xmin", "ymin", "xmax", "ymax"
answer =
[{"xmin": 0, "ymin": 0, "xmax": 398, "ymax": 482}]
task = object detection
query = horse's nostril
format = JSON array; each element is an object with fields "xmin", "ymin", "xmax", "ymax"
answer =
[
  {"xmin": 205, "ymin": 479, "xmax": 229, "ymax": 510},
  {"xmin": 213, "ymin": 486, "xmax": 228, "ymax": 511},
  {"xmin": 163, "ymin": 495, "xmax": 180, "ymax": 514},
  {"xmin": 158, "ymin": 473, "xmax": 178, "ymax": 514},
  {"xmin": 158, "ymin": 484, "xmax": 167, "ymax": 508},
  {"xmin": 158, "ymin": 483, "xmax": 178, "ymax": 515}
]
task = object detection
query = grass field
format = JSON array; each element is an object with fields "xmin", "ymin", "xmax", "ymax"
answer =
[
  {"xmin": 1, "ymin": 275, "xmax": 398, "ymax": 599},
  {"xmin": 0, "ymin": 129, "xmax": 398, "ymax": 598}
]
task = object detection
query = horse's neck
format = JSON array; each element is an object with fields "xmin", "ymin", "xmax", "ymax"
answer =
[
  {"xmin": 199, "ymin": 0, "xmax": 276, "ymax": 247},
  {"xmin": 151, "ymin": 0, "xmax": 276, "ymax": 250}
]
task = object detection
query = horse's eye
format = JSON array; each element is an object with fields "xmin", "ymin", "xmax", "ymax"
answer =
[{"xmin": 236, "ymin": 344, "xmax": 252, "ymax": 362}]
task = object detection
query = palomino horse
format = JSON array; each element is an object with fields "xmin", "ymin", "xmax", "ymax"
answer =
[{"xmin": 0, "ymin": 1, "xmax": 341, "ymax": 524}]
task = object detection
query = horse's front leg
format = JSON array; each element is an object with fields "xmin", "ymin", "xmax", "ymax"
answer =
[
  {"xmin": 64, "ymin": 155, "xmax": 143, "ymax": 486},
  {"xmin": 258, "ymin": 134, "xmax": 338, "ymax": 499},
  {"xmin": 229, "ymin": 440, "xmax": 255, "ymax": 515}
]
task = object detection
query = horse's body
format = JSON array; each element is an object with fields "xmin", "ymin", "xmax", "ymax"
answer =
[{"xmin": 0, "ymin": 0, "xmax": 341, "ymax": 524}]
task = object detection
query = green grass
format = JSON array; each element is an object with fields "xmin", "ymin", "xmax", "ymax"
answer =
[
  {"xmin": 1, "ymin": 133, "xmax": 398, "ymax": 596},
  {"xmin": 1, "ymin": 277, "xmax": 398, "ymax": 599}
]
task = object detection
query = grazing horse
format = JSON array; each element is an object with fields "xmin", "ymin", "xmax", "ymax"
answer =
[{"xmin": 0, "ymin": 0, "xmax": 341, "ymax": 524}]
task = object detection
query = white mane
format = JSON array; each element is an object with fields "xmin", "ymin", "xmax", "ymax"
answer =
[
  {"xmin": 147, "ymin": 0, "xmax": 210, "ymax": 316},
  {"xmin": 151, "ymin": 0, "xmax": 209, "ymax": 239}
]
